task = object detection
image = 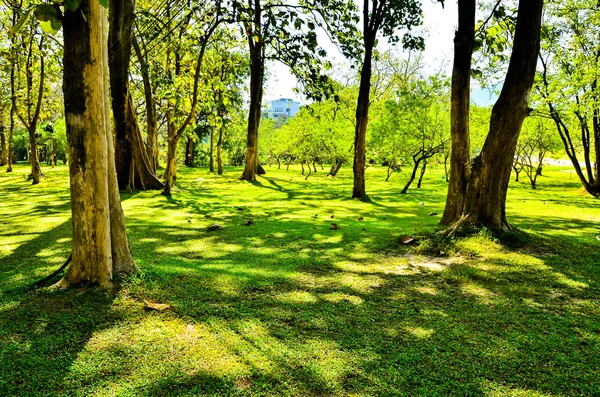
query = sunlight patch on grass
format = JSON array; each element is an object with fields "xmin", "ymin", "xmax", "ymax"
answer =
[
  {"xmin": 277, "ymin": 290, "xmax": 318, "ymax": 304},
  {"xmin": 404, "ymin": 326, "xmax": 435, "ymax": 339}
]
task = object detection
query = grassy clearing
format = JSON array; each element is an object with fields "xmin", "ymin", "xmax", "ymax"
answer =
[{"xmin": 1, "ymin": 162, "xmax": 599, "ymax": 396}]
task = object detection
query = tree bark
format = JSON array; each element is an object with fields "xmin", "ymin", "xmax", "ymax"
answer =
[
  {"xmin": 185, "ymin": 137, "xmax": 195, "ymax": 167},
  {"xmin": 449, "ymin": 0, "xmax": 544, "ymax": 232},
  {"xmin": 217, "ymin": 123, "xmax": 224, "ymax": 174},
  {"xmin": 240, "ymin": 1, "xmax": 264, "ymax": 181},
  {"xmin": 401, "ymin": 159, "xmax": 421, "ymax": 194},
  {"xmin": 109, "ymin": 0, "xmax": 163, "ymax": 191},
  {"xmin": 0, "ymin": 119, "xmax": 6, "ymax": 166},
  {"xmin": 417, "ymin": 160, "xmax": 427, "ymax": 188},
  {"xmin": 209, "ymin": 127, "xmax": 215, "ymax": 172},
  {"xmin": 59, "ymin": 0, "xmax": 137, "ymax": 289},
  {"xmin": 328, "ymin": 159, "xmax": 343, "ymax": 177},
  {"xmin": 352, "ymin": 34, "xmax": 374, "ymax": 200},
  {"xmin": 132, "ymin": 35, "xmax": 159, "ymax": 173},
  {"xmin": 163, "ymin": 136, "xmax": 178, "ymax": 195},
  {"xmin": 440, "ymin": 0, "xmax": 475, "ymax": 225}
]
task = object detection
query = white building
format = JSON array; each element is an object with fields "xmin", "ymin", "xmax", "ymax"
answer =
[{"xmin": 264, "ymin": 98, "xmax": 300, "ymax": 119}]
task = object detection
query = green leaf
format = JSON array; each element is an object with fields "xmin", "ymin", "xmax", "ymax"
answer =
[
  {"xmin": 98, "ymin": 0, "xmax": 109, "ymax": 8},
  {"xmin": 34, "ymin": 4, "xmax": 57, "ymax": 22},
  {"xmin": 10, "ymin": 8, "xmax": 35, "ymax": 35},
  {"xmin": 65, "ymin": 0, "xmax": 80, "ymax": 11},
  {"xmin": 39, "ymin": 19, "xmax": 61, "ymax": 34}
]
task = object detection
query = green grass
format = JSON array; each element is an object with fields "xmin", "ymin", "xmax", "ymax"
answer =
[{"xmin": 1, "ymin": 162, "xmax": 599, "ymax": 396}]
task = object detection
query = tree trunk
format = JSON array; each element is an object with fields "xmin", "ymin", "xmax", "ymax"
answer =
[
  {"xmin": 162, "ymin": 137, "xmax": 178, "ymax": 195},
  {"xmin": 0, "ymin": 122, "xmax": 6, "ymax": 166},
  {"xmin": 185, "ymin": 137, "xmax": 194, "ymax": 167},
  {"xmin": 209, "ymin": 127, "xmax": 215, "ymax": 172},
  {"xmin": 449, "ymin": 0, "xmax": 544, "ymax": 232},
  {"xmin": 132, "ymin": 36, "xmax": 159, "ymax": 172},
  {"xmin": 240, "ymin": 15, "xmax": 264, "ymax": 181},
  {"xmin": 217, "ymin": 123, "xmax": 224, "ymax": 175},
  {"xmin": 328, "ymin": 159, "xmax": 343, "ymax": 177},
  {"xmin": 27, "ymin": 127, "xmax": 42, "ymax": 184},
  {"xmin": 401, "ymin": 159, "xmax": 421, "ymax": 194},
  {"xmin": 352, "ymin": 36, "xmax": 374, "ymax": 200},
  {"xmin": 440, "ymin": 0, "xmax": 475, "ymax": 225},
  {"xmin": 417, "ymin": 160, "xmax": 427, "ymax": 188},
  {"xmin": 59, "ymin": 0, "xmax": 137, "ymax": 289},
  {"xmin": 109, "ymin": 0, "xmax": 163, "ymax": 191},
  {"xmin": 50, "ymin": 134, "xmax": 55, "ymax": 168}
]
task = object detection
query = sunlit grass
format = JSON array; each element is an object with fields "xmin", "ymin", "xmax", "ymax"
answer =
[{"xmin": 1, "ymin": 162, "xmax": 599, "ymax": 396}]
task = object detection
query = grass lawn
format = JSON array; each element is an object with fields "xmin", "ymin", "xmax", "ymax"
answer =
[{"xmin": 1, "ymin": 162, "xmax": 599, "ymax": 396}]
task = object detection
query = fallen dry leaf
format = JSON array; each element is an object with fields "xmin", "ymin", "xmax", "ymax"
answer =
[
  {"xmin": 400, "ymin": 235, "xmax": 415, "ymax": 244},
  {"xmin": 144, "ymin": 300, "xmax": 171, "ymax": 311},
  {"xmin": 331, "ymin": 223, "xmax": 340, "ymax": 230}
]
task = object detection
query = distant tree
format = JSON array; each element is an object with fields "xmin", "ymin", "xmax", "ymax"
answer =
[
  {"xmin": 537, "ymin": 0, "xmax": 600, "ymax": 197},
  {"xmin": 346, "ymin": 0, "xmax": 425, "ymax": 200},
  {"xmin": 235, "ymin": 0, "xmax": 359, "ymax": 181},
  {"xmin": 514, "ymin": 116, "xmax": 560, "ymax": 189}
]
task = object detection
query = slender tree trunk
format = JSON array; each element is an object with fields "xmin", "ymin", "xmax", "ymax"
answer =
[
  {"xmin": 132, "ymin": 36, "xmax": 159, "ymax": 172},
  {"xmin": 401, "ymin": 159, "xmax": 421, "ymax": 194},
  {"xmin": 0, "ymin": 120, "xmax": 6, "ymax": 166},
  {"xmin": 163, "ymin": 137, "xmax": 178, "ymax": 195},
  {"xmin": 352, "ymin": 37, "xmax": 374, "ymax": 200},
  {"xmin": 109, "ymin": 0, "xmax": 163, "ymax": 191},
  {"xmin": 449, "ymin": 0, "xmax": 544, "ymax": 232},
  {"xmin": 185, "ymin": 137, "xmax": 194, "ymax": 167},
  {"xmin": 441, "ymin": 0, "xmax": 475, "ymax": 225},
  {"xmin": 50, "ymin": 134, "xmax": 55, "ymax": 167},
  {"xmin": 209, "ymin": 126, "xmax": 215, "ymax": 172},
  {"xmin": 417, "ymin": 160, "xmax": 427, "ymax": 188},
  {"xmin": 217, "ymin": 123, "xmax": 224, "ymax": 174},
  {"xmin": 59, "ymin": 0, "xmax": 137, "ymax": 289}
]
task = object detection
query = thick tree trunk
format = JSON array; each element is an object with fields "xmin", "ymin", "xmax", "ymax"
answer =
[
  {"xmin": 352, "ymin": 39, "xmax": 373, "ymax": 200},
  {"xmin": 109, "ymin": 0, "xmax": 163, "ymax": 191},
  {"xmin": 217, "ymin": 124, "xmax": 224, "ymax": 175},
  {"xmin": 59, "ymin": 0, "xmax": 137, "ymax": 289},
  {"xmin": 240, "ymin": 24, "xmax": 264, "ymax": 181},
  {"xmin": 329, "ymin": 159, "xmax": 343, "ymax": 177},
  {"xmin": 449, "ymin": 0, "xmax": 544, "ymax": 232},
  {"xmin": 440, "ymin": 0, "xmax": 475, "ymax": 225}
]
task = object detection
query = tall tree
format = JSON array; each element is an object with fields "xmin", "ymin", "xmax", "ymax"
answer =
[
  {"xmin": 57, "ymin": 0, "xmax": 137, "ymax": 288},
  {"xmin": 12, "ymin": 23, "xmax": 45, "ymax": 184},
  {"xmin": 235, "ymin": 0, "xmax": 358, "ymax": 181},
  {"xmin": 350, "ymin": 0, "xmax": 424, "ymax": 199},
  {"xmin": 537, "ymin": 0, "xmax": 600, "ymax": 197},
  {"xmin": 109, "ymin": 0, "xmax": 163, "ymax": 191},
  {"xmin": 440, "ymin": 0, "xmax": 475, "ymax": 225},
  {"xmin": 446, "ymin": 0, "xmax": 544, "ymax": 232}
]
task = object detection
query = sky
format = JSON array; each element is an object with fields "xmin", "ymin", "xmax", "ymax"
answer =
[{"xmin": 263, "ymin": 1, "xmax": 498, "ymax": 106}]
